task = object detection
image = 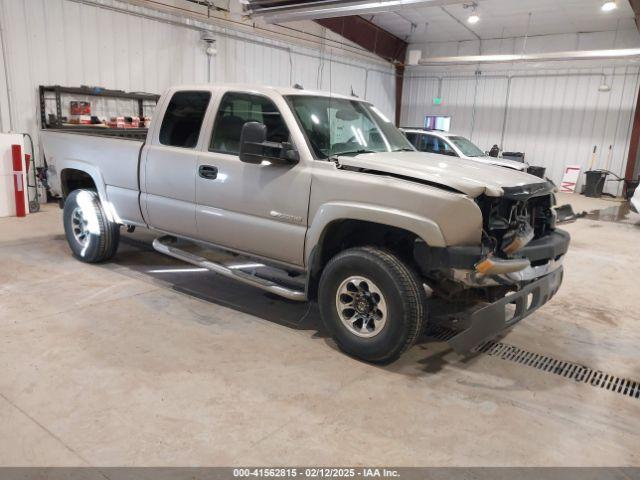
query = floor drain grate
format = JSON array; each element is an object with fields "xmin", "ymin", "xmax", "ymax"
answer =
[
  {"xmin": 476, "ymin": 340, "xmax": 640, "ymax": 400},
  {"xmin": 425, "ymin": 328, "xmax": 640, "ymax": 400}
]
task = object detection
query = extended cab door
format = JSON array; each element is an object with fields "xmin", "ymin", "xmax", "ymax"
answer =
[
  {"xmin": 194, "ymin": 91, "xmax": 312, "ymax": 267},
  {"xmin": 140, "ymin": 89, "xmax": 212, "ymax": 237}
]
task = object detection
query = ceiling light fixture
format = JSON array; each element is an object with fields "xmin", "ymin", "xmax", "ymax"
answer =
[
  {"xmin": 463, "ymin": 2, "xmax": 480, "ymax": 25},
  {"xmin": 601, "ymin": 1, "xmax": 617, "ymax": 12}
]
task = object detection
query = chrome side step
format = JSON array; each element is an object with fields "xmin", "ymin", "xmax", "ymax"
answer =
[{"xmin": 152, "ymin": 235, "xmax": 307, "ymax": 302}]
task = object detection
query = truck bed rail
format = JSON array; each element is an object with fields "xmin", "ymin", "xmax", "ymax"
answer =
[{"xmin": 43, "ymin": 127, "xmax": 148, "ymax": 140}]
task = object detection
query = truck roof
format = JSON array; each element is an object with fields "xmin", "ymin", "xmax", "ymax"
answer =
[{"xmin": 170, "ymin": 84, "xmax": 364, "ymax": 102}]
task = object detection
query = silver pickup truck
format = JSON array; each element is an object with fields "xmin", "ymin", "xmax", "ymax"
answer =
[{"xmin": 41, "ymin": 84, "xmax": 569, "ymax": 363}]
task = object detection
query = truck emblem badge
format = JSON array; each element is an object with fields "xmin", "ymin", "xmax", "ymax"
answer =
[{"xmin": 270, "ymin": 210, "xmax": 303, "ymax": 223}]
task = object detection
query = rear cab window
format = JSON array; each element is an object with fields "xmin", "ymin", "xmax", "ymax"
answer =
[
  {"xmin": 404, "ymin": 132, "xmax": 418, "ymax": 146},
  {"xmin": 159, "ymin": 91, "xmax": 211, "ymax": 148},
  {"xmin": 418, "ymin": 134, "xmax": 457, "ymax": 157},
  {"xmin": 210, "ymin": 92, "xmax": 290, "ymax": 155}
]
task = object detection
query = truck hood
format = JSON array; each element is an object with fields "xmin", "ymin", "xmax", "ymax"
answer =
[
  {"xmin": 467, "ymin": 155, "xmax": 528, "ymax": 171},
  {"xmin": 337, "ymin": 151, "xmax": 546, "ymax": 198}
]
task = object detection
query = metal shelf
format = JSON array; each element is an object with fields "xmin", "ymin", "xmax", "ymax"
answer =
[{"xmin": 39, "ymin": 85, "xmax": 160, "ymax": 129}]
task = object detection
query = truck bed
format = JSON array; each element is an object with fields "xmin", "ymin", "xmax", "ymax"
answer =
[{"xmin": 40, "ymin": 129, "xmax": 145, "ymax": 225}]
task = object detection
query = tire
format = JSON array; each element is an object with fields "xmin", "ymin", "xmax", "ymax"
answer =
[
  {"xmin": 63, "ymin": 189, "xmax": 120, "ymax": 263},
  {"xmin": 318, "ymin": 246, "xmax": 426, "ymax": 364}
]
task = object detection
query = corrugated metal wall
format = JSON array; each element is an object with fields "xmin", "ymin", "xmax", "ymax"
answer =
[
  {"xmin": 0, "ymin": 0, "xmax": 395, "ymax": 158},
  {"xmin": 402, "ymin": 65, "xmax": 640, "ymax": 194}
]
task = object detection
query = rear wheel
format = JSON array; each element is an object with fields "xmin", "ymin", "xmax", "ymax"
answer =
[
  {"xmin": 63, "ymin": 189, "xmax": 120, "ymax": 263},
  {"xmin": 318, "ymin": 246, "xmax": 426, "ymax": 364}
]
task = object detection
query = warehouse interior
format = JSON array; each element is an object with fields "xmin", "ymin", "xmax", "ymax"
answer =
[{"xmin": 1, "ymin": 0, "xmax": 640, "ymax": 472}]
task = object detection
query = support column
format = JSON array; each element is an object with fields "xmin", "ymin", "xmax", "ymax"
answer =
[
  {"xmin": 395, "ymin": 65, "xmax": 405, "ymax": 127},
  {"xmin": 625, "ymin": 83, "xmax": 640, "ymax": 194}
]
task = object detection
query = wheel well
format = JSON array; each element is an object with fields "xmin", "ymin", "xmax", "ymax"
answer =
[
  {"xmin": 60, "ymin": 169, "xmax": 96, "ymax": 198},
  {"xmin": 307, "ymin": 220, "xmax": 420, "ymax": 300}
]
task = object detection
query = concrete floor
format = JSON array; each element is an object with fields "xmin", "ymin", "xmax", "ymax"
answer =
[{"xmin": 0, "ymin": 192, "xmax": 639, "ymax": 466}]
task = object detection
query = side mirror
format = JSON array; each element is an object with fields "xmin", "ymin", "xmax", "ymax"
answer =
[
  {"xmin": 239, "ymin": 122, "xmax": 267, "ymax": 164},
  {"xmin": 239, "ymin": 121, "xmax": 299, "ymax": 165}
]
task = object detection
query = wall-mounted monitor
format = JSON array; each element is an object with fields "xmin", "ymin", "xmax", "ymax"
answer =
[{"xmin": 424, "ymin": 115, "xmax": 451, "ymax": 132}]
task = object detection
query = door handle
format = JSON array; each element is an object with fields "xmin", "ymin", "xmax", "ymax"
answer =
[{"xmin": 199, "ymin": 165, "xmax": 218, "ymax": 180}]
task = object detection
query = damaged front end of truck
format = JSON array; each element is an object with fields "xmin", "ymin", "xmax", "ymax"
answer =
[{"xmin": 415, "ymin": 181, "xmax": 570, "ymax": 353}]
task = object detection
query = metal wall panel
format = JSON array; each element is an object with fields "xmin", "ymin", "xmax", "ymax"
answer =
[
  {"xmin": 400, "ymin": 75, "xmax": 439, "ymax": 129},
  {"xmin": 0, "ymin": 9, "xmax": 8, "ymax": 133},
  {"xmin": 0, "ymin": 0, "xmax": 395, "ymax": 163},
  {"xmin": 471, "ymin": 76, "xmax": 509, "ymax": 152},
  {"xmin": 504, "ymin": 67, "xmax": 640, "ymax": 194},
  {"xmin": 364, "ymin": 68, "xmax": 395, "ymax": 121},
  {"xmin": 402, "ymin": 66, "xmax": 640, "ymax": 194}
]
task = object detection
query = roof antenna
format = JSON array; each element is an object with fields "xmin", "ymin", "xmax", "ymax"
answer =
[
  {"xmin": 293, "ymin": 83, "xmax": 304, "ymax": 90},
  {"xmin": 350, "ymin": 87, "xmax": 358, "ymax": 98}
]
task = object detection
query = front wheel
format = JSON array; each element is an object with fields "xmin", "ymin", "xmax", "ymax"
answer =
[
  {"xmin": 318, "ymin": 247, "xmax": 426, "ymax": 364},
  {"xmin": 63, "ymin": 189, "xmax": 120, "ymax": 263}
]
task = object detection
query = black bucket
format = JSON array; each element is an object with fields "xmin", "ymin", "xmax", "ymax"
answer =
[{"xmin": 584, "ymin": 170, "xmax": 608, "ymax": 198}]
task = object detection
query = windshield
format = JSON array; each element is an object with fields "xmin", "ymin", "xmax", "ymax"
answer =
[
  {"xmin": 286, "ymin": 95, "xmax": 414, "ymax": 158},
  {"xmin": 448, "ymin": 136, "xmax": 485, "ymax": 157}
]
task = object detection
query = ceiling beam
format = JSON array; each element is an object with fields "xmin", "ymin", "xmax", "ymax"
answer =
[
  {"xmin": 246, "ymin": 0, "xmax": 464, "ymax": 24},
  {"xmin": 315, "ymin": 15, "xmax": 408, "ymax": 64}
]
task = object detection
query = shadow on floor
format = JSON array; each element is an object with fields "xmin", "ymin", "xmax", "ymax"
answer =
[{"xmin": 109, "ymin": 234, "xmax": 590, "ymax": 389}]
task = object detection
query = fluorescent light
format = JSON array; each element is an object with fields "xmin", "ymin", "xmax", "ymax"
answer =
[
  {"xmin": 417, "ymin": 49, "xmax": 640, "ymax": 66},
  {"xmin": 601, "ymin": 1, "xmax": 617, "ymax": 11},
  {"xmin": 467, "ymin": 14, "xmax": 480, "ymax": 24}
]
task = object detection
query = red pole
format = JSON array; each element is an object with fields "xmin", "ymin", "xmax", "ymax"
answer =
[{"xmin": 11, "ymin": 144, "xmax": 26, "ymax": 217}]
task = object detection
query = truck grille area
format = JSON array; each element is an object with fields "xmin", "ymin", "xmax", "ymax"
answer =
[{"xmin": 477, "ymin": 191, "xmax": 555, "ymax": 257}]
